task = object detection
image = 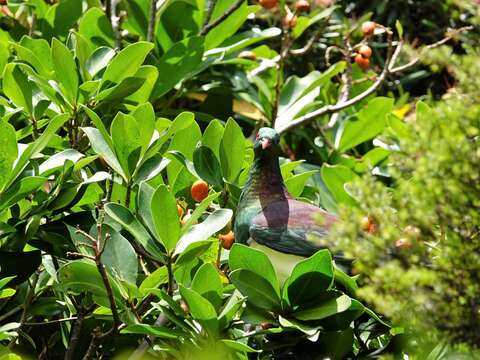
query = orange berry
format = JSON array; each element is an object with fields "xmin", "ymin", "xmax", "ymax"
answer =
[
  {"xmin": 179, "ymin": 300, "xmax": 189, "ymax": 314},
  {"xmin": 360, "ymin": 215, "xmax": 377, "ymax": 234},
  {"xmin": 219, "ymin": 231, "xmax": 235, "ymax": 250},
  {"xmin": 259, "ymin": 0, "xmax": 277, "ymax": 9},
  {"xmin": 191, "ymin": 180, "xmax": 209, "ymax": 202},
  {"xmin": 177, "ymin": 204, "xmax": 184, "ymax": 218},
  {"xmin": 358, "ymin": 44, "xmax": 372, "ymax": 59},
  {"xmin": 361, "ymin": 21, "xmax": 376, "ymax": 36},
  {"xmin": 238, "ymin": 50, "xmax": 257, "ymax": 61},
  {"xmin": 260, "ymin": 322, "xmax": 273, "ymax": 330},
  {"xmin": 355, "ymin": 54, "xmax": 370, "ymax": 71},
  {"xmin": 283, "ymin": 13, "xmax": 297, "ymax": 28},
  {"xmin": 395, "ymin": 237, "xmax": 412, "ymax": 249},
  {"xmin": 295, "ymin": 0, "xmax": 310, "ymax": 12}
]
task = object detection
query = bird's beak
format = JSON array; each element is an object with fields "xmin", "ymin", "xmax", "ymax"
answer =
[{"xmin": 261, "ymin": 138, "xmax": 272, "ymax": 150}]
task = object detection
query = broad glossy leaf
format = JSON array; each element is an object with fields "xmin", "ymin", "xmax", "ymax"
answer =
[
  {"xmin": 51, "ymin": 38, "xmax": 78, "ymax": 105},
  {"xmin": 131, "ymin": 102, "xmax": 155, "ymax": 154},
  {"xmin": 78, "ymin": 7, "xmax": 114, "ymax": 47},
  {"xmin": 179, "ymin": 285, "xmax": 219, "ymax": 337},
  {"xmin": 151, "ymin": 185, "xmax": 180, "ymax": 252},
  {"xmin": 221, "ymin": 339, "xmax": 258, "ymax": 353},
  {"xmin": 293, "ymin": 292, "xmax": 351, "ymax": 321},
  {"xmin": 193, "ymin": 146, "xmax": 224, "ymax": 187},
  {"xmin": 5, "ymin": 113, "xmax": 69, "ymax": 191},
  {"xmin": 101, "ymin": 229, "xmax": 138, "ymax": 284},
  {"xmin": 82, "ymin": 127, "xmax": 126, "ymax": 180},
  {"xmin": 102, "ymin": 42, "xmax": 154, "ymax": 86},
  {"xmin": 337, "ymin": 97, "xmax": 394, "ymax": 152},
  {"xmin": 283, "ymin": 250, "xmax": 334, "ymax": 307},
  {"xmin": 104, "ymin": 202, "xmax": 165, "ymax": 261},
  {"xmin": 0, "ymin": 176, "xmax": 46, "ymax": 214},
  {"xmin": 85, "ymin": 46, "xmax": 116, "ymax": 78},
  {"xmin": 3, "ymin": 64, "xmax": 33, "ymax": 116},
  {"xmin": 220, "ymin": 118, "xmax": 245, "ymax": 182},
  {"xmin": 229, "ymin": 269, "xmax": 281, "ymax": 311},
  {"xmin": 175, "ymin": 240, "xmax": 214, "ymax": 266},
  {"xmin": 175, "ymin": 209, "xmax": 232, "ymax": 255},
  {"xmin": 153, "ymin": 36, "xmax": 204, "ymax": 98},
  {"xmin": 179, "ymin": 192, "xmax": 220, "ymax": 235},
  {"xmin": 229, "ymin": 244, "xmax": 280, "ymax": 297},
  {"xmin": 0, "ymin": 122, "xmax": 17, "ymax": 191},
  {"xmin": 39, "ymin": 149, "xmax": 84, "ymax": 176},
  {"xmin": 139, "ymin": 267, "xmax": 168, "ymax": 293},
  {"xmin": 285, "ymin": 170, "xmax": 317, "ymax": 197},
  {"xmin": 202, "ymin": 119, "xmax": 224, "ymax": 159},
  {"xmin": 191, "ymin": 262, "xmax": 223, "ymax": 310},
  {"xmin": 125, "ymin": 65, "xmax": 159, "ymax": 104},
  {"xmin": 58, "ymin": 260, "xmax": 125, "ymax": 306},
  {"xmin": 320, "ymin": 164, "xmax": 358, "ymax": 206}
]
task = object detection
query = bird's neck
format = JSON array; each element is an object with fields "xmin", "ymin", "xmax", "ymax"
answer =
[{"xmin": 242, "ymin": 153, "xmax": 290, "ymax": 204}]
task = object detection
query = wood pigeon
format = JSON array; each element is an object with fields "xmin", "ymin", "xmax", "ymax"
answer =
[{"xmin": 234, "ymin": 127, "xmax": 341, "ymax": 281}]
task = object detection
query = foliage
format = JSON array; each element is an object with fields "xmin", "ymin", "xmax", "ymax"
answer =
[{"xmin": 0, "ymin": 0, "xmax": 477, "ymax": 358}]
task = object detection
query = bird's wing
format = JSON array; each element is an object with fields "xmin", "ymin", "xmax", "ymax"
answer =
[{"xmin": 249, "ymin": 199, "xmax": 337, "ymax": 257}]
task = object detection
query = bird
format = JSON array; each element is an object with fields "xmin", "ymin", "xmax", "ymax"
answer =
[{"xmin": 234, "ymin": 127, "xmax": 340, "ymax": 282}]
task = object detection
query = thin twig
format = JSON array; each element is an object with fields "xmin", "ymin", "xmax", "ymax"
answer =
[
  {"xmin": 289, "ymin": 31, "xmax": 321, "ymax": 56},
  {"xmin": 64, "ymin": 311, "xmax": 85, "ymax": 360},
  {"xmin": 24, "ymin": 316, "xmax": 79, "ymax": 326},
  {"xmin": 147, "ymin": 0, "xmax": 157, "ymax": 42},
  {"xmin": 202, "ymin": 0, "xmax": 218, "ymax": 31},
  {"xmin": 199, "ymin": 0, "xmax": 243, "ymax": 35}
]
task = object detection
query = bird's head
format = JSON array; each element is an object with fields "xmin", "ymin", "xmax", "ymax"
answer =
[{"xmin": 254, "ymin": 127, "xmax": 280, "ymax": 155}]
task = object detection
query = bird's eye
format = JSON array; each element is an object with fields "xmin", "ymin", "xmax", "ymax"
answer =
[{"xmin": 255, "ymin": 133, "xmax": 260, "ymax": 139}]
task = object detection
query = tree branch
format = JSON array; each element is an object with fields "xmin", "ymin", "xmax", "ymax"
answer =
[
  {"xmin": 147, "ymin": 0, "xmax": 157, "ymax": 42},
  {"xmin": 199, "ymin": 0, "xmax": 243, "ymax": 35},
  {"xmin": 275, "ymin": 25, "xmax": 472, "ymax": 134}
]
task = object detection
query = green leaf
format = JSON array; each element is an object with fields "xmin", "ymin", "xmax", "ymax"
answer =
[
  {"xmin": 0, "ymin": 122, "xmax": 17, "ymax": 191},
  {"xmin": 220, "ymin": 118, "xmax": 246, "ymax": 182},
  {"xmin": 175, "ymin": 209, "xmax": 232, "ymax": 255},
  {"xmin": 82, "ymin": 127, "xmax": 126, "ymax": 180},
  {"xmin": 3, "ymin": 64, "xmax": 33, "ymax": 116},
  {"xmin": 333, "ymin": 266, "xmax": 358, "ymax": 297},
  {"xmin": 175, "ymin": 240, "xmax": 214, "ymax": 266},
  {"xmin": 283, "ymin": 250, "xmax": 334, "ymax": 308},
  {"xmin": 293, "ymin": 292, "xmax": 351, "ymax": 321},
  {"xmin": 205, "ymin": 1, "xmax": 254, "ymax": 49},
  {"xmin": 58, "ymin": 260, "xmax": 125, "ymax": 307},
  {"xmin": 292, "ymin": 6, "xmax": 337, "ymax": 39},
  {"xmin": 125, "ymin": 65, "xmax": 159, "ymax": 103},
  {"xmin": 104, "ymin": 202, "xmax": 165, "ymax": 261},
  {"xmin": 285, "ymin": 170, "xmax": 317, "ymax": 197},
  {"xmin": 39, "ymin": 149, "xmax": 84, "ymax": 176},
  {"xmin": 101, "ymin": 229, "xmax": 138, "ymax": 284},
  {"xmin": 278, "ymin": 315, "xmax": 319, "ymax": 336},
  {"xmin": 191, "ymin": 262, "xmax": 223, "ymax": 310},
  {"xmin": 121, "ymin": 324, "xmax": 184, "ymax": 338},
  {"xmin": 202, "ymin": 119, "xmax": 225, "ymax": 159},
  {"xmin": 395, "ymin": 20, "xmax": 404, "ymax": 39},
  {"xmin": 337, "ymin": 97, "xmax": 394, "ymax": 152},
  {"xmin": 153, "ymin": 36, "xmax": 204, "ymax": 98},
  {"xmin": 110, "ymin": 112, "xmax": 144, "ymax": 179},
  {"xmin": 193, "ymin": 146, "xmax": 224, "ymax": 187},
  {"xmin": 51, "ymin": 38, "xmax": 78, "ymax": 105},
  {"xmin": 0, "ymin": 176, "xmax": 46, "ymax": 214},
  {"xmin": 151, "ymin": 185, "xmax": 181, "ymax": 252},
  {"xmin": 229, "ymin": 269, "xmax": 281, "ymax": 311},
  {"xmin": 221, "ymin": 339, "xmax": 259, "ymax": 353},
  {"xmin": 139, "ymin": 267, "xmax": 168, "ymax": 293},
  {"xmin": 4, "ymin": 113, "xmax": 69, "ymax": 192},
  {"xmin": 85, "ymin": 46, "xmax": 116, "ymax": 78},
  {"xmin": 102, "ymin": 42, "xmax": 154, "ymax": 86},
  {"xmin": 320, "ymin": 164, "xmax": 358, "ymax": 206},
  {"xmin": 179, "ymin": 192, "xmax": 219, "ymax": 235},
  {"xmin": 0, "ymin": 288, "xmax": 16, "ymax": 299},
  {"xmin": 179, "ymin": 285, "xmax": 219, "ymax": 337},
  {"xmin": 78, "ymin": 7, "xmax": 114, "ymax": 47}
]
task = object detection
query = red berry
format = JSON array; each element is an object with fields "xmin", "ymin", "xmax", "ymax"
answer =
[
  {"xmin": 219, "ymin": 231, "xmax": 235, "ymax": 250},
  {"xmin": 295, "ymin": 0, "xmax": 310, "ymax": 12},
  {"xmin": 361, "ymin": 21, "xmax": 376, "ymax": 36},
  {"xmin": 355, "ymin": 54, "xmax": 370, "ymax": 71},
  {"xmin": 358, "ymin": 44, "xmax": 372, "ymax": 59},
  {"xmin": 191, "ymin": 180, "xmax": 209, "ymax": 202},
  {"xmin": 177, "ymin": 204, "xmax": 184, "ymax": 218},
  {"xmin": 259, "ymin": 0, "xmax": 277, "ymax": 9},
  {"xmin": 283, "ymin": 13, "xmax": 297, "ymax": 28}
]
